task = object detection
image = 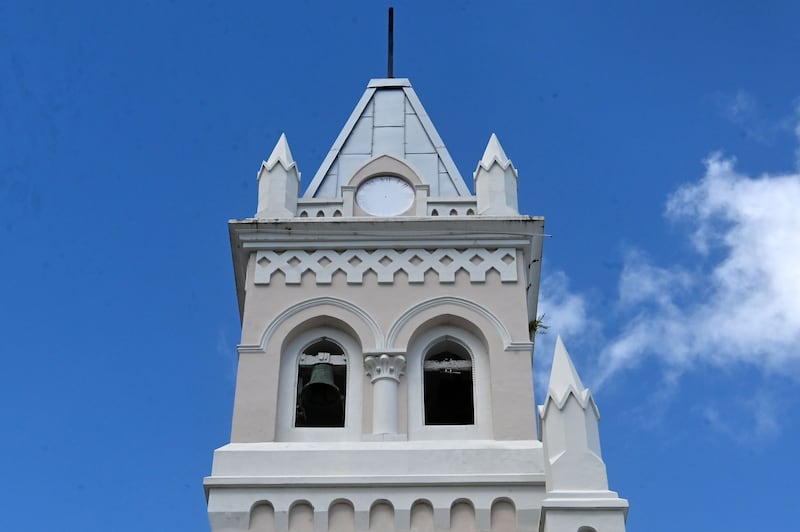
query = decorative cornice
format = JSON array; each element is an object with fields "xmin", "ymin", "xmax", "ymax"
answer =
[
  {"xmin": 540, "ymin": 492, "xmax": 629, "ymax": 516},
  {"xmin": 204, "ymin": 472, "xmax": 545, "ymax": 489},
  {"xmin": 364, "ymin": 354, "xmax": 406, "ymax": 383},
  {"xmin": 505, "ymin": 341, "xmax": 534, "ymax": 353}
]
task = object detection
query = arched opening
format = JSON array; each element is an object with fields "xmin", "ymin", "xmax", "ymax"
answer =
[
  {"xmin": 410, "ymin": 500, "xmax": 434, "ymax": 532},
  {"xmin": 295, "ymin": 338, "xmax": 346, "ymax": 427},
  {"xmin": 490, "ymin": 499, "xmax": 516, "ymax": 532},
  {"xmin": 288, "ymin": 501, "xmax": 314, "ymax": 532},
  {"xmin": 450, "ymin": 500, "xmax": 476, "ymax": 531},
  {"xmin": 249, "ymin": 501, "xmax": 275, "ymax": 532},
  {"xmin": 424, "ymin": 338, "xmax": 474, "ymax": 425},
  {"xmin": 328, "ymin": 500, "xmax": 355, "ymax": 532},
  {"xmin": 274, "ymin": 320, "xmax": 367, "ymax": 441},
  {"xmin": 369, "ymin": 500, "xmax": 395, "ymax": 531}
]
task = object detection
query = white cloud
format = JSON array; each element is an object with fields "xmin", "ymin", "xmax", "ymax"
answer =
[
  {"xmin": 532, "ymin": 271, "xmax": 601, "ymax": 396},
  {"xmin": 536, "ymin": 140, "xmax": 800, "ymax": 401},
  {"xmin": 531, "ymin": 100, "xmax": 800, "ymax": 443},
  {"xmin": 595, "ymin": 153, "xmax": 800, "ymax": 384}
]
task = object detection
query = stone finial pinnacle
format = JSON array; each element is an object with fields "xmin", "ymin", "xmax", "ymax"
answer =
[
  {"xmin": 475, "ymin": 133, "xmax": 518, "ymax": 179},
  {"xmin": 549, "ymin": 336, "xmax": 586, "ymax": 393},
  {"xmin": 473, "ymin": 133, "xmax": 520, "ymax": 214},
  {"xmin": 264, "ymin": 133, "xmax": 296, "ymax": 173},
  {"xmin": 256, "ymin": 132, "xmax": 300, "ymax": 217},
  {"xmin": 481, "ymin": 133, "xmax": 509, "ymax": 167}
]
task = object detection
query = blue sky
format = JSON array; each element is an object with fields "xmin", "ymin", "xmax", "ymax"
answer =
[{"xmin": 2, "ymin": 1, "xmax": 799, "ymax": 530}]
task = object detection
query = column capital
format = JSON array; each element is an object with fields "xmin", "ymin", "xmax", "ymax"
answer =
[{"xmin": 365, "ymin": 354, "xmax": 406, "ymax": 383}]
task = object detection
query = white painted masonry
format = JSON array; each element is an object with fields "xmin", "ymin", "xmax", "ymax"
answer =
[
  {"xmin": 205, "ymin": 78, "xmax": 628, "ymax": 532},
  {"xmin": 365, "ymin": 354, "xmax": 406, "ymax": 435}
]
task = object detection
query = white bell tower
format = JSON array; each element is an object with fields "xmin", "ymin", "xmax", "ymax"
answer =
[{"xmin": 205, "ymin": 77, "xmax": 628, "ymax": 532}]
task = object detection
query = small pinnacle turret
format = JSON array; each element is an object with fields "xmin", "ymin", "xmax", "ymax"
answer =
[
  {"xmin": 474, "ymin": 133, "xmax": 519, "ymax": 215},
  {"xmin": 256, "ymin": 133, "xmax": 300, "ymax": 219},
  {"xmin": 478, "ymin": 133, "xmax": 516, "ymax": 174},
  {"xmin": 538, "ymin": 338, "xmax": 628, "ymax": 532},
  {"xmin": 265, "ymin": 133, "xmax": 297, "ymax": 172},
  {"xmin": 543, "ymin": 336, "xmax": 596, "ymax": 412},
  {"xmin": 540, "ymin": 337, "xmax": 606, "ymax": 491}
]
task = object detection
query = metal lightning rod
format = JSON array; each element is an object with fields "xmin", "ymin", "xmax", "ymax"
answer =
[{"xmin": 387, "ymin": 7, "xmax": 394, "ymax": 78}]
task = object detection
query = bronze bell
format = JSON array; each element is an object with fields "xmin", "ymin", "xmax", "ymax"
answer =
[{"xmin": 300, "ymin": 364, "xmax": 344, "ymax": 426}]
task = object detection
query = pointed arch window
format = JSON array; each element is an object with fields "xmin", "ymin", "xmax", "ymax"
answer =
[
  {"xmin": 423, "ymin": 339, "xmax": 474, "ymax": 425},
  {"xmin": 295, "ymin": 338, "xmax": 347, "ymax": 428}
]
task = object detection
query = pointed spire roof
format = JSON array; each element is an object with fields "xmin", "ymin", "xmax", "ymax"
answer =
[
  {"xmin": 549, "ymin": 336, "xmax": 585, "ymax": 392},
  {"xmin": 303, "ymin": 78, "xmax": 471, "ymax": 198},
  {"xmin": 540, "ymin": 336, "xmax": 600, "ymax": 417},
  {"xmin": 264, "ymin": 133, "xmax": 297, "ymax": 173},
  {"xmin": 476, "ymin": 133, "xmax": 518, "ymax": 177}
]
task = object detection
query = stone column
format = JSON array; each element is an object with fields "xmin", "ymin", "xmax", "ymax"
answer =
[{"xmin": 364, "ymin": 354, "xmax": 406, "ymax": 434}]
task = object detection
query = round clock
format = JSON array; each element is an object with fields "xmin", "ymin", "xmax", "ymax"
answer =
[{"xmin": 355, "ymin": 175, "xmax": 414, "ymax": 216}]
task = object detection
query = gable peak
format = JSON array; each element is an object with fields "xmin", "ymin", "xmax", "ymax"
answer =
[{"xmin": 303, "ymin": 78, "xmax": 470, "ymax": 199}]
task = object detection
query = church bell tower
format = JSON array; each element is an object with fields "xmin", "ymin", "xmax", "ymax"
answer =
[{"xmin": 205, "ymin": 76, "xmax": 628, "ymax": 532}]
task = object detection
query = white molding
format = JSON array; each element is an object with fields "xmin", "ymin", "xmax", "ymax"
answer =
[
  {"xmin": 368, "ymin": 78, "xmax": 412, "ymax": 88},
  {"xmin": 346, "ymin": 153, "xmax": 426, "ymax": 189},
  {"xmin": 237, "ymin": 344, "xmax": 265, "ymax": 355},
  {"xmin": 386, "ymin": 296, "xmax": 512, "ymax": 349},
  {"xmin": 258, "ymin": 297, "xmax": 384, "ymax": 354},
  {"xmin": 205, "ymin": 473, "xmax": 545, "ymax": 487},
  {"xmin": 506, "ymin": 341, "xmax": 534, "ymax": 353},
  {"xmin": 242, "ymin": 236, "xmax": 532, "ymax": 251},
  {"xmin": 254, "ymin": 248, "xmax": 518, "ymax": 286}
]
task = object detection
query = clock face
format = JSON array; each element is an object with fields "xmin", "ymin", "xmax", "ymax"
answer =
[{"xmin": 355, "ymin": 175, "xmax": 414, "ymax": 216}]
